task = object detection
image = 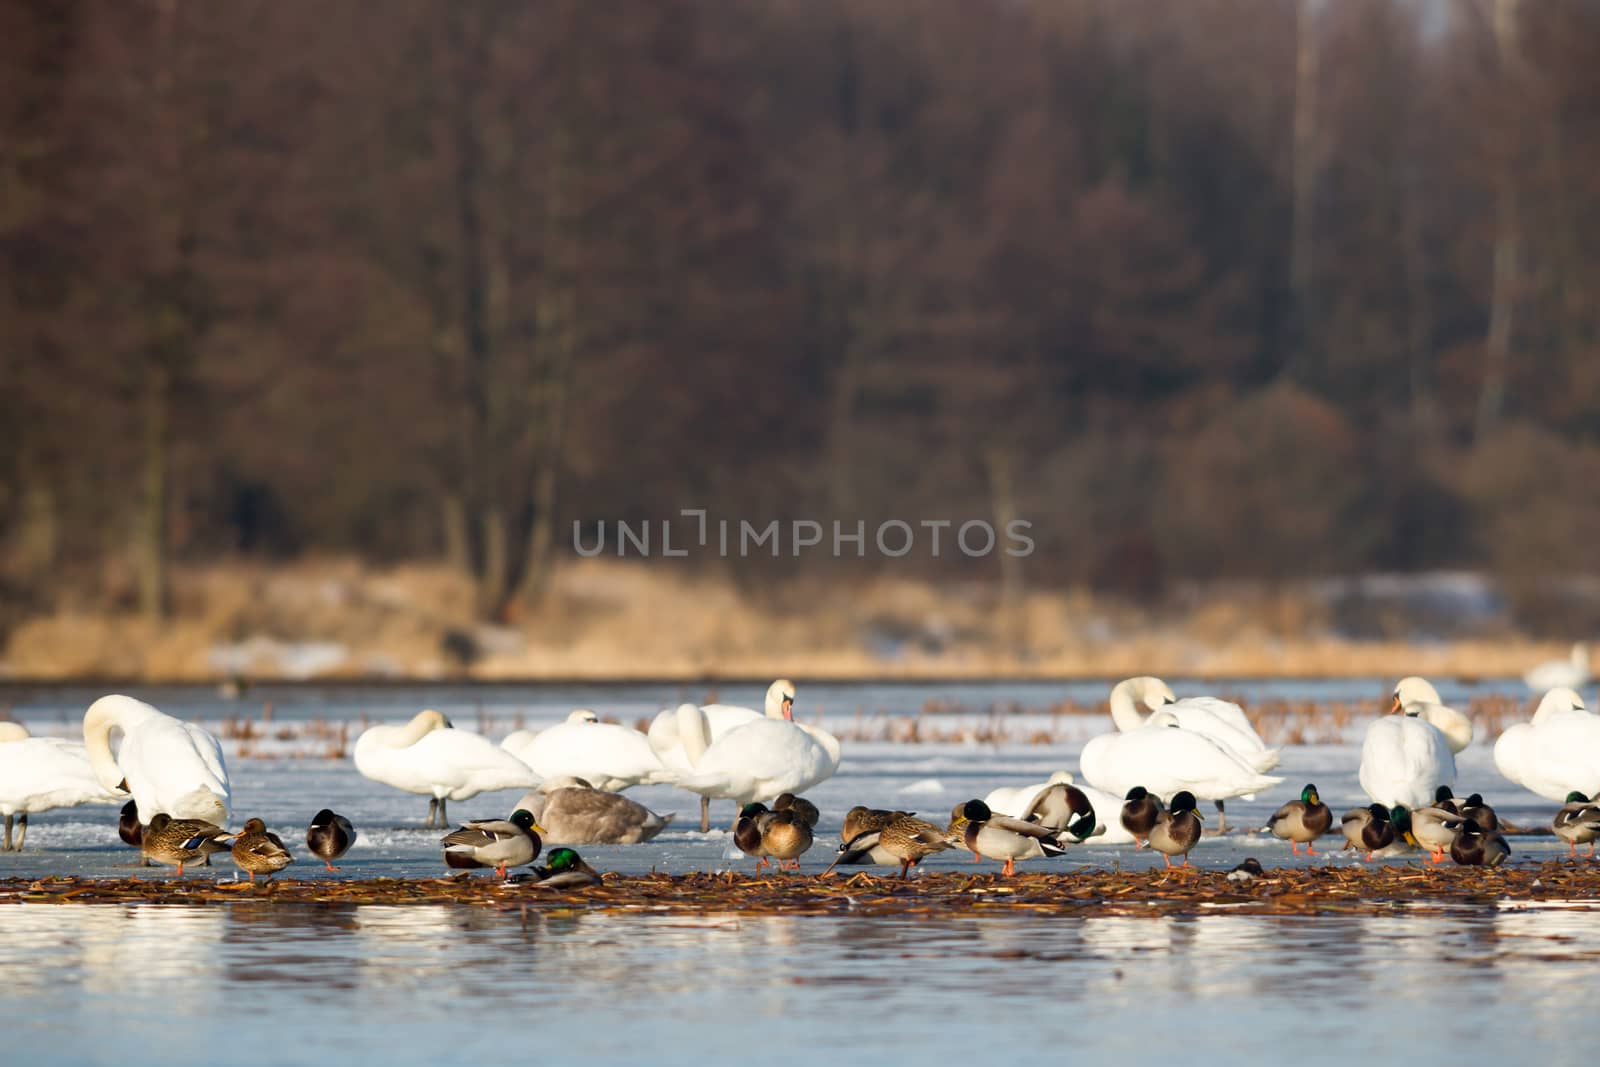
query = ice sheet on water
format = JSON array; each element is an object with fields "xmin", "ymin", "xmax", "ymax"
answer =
[{"xmin": 898, "ymin": 777, "xmax": 945, "ymax": 796}]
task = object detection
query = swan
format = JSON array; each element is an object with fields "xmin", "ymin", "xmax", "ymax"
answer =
[
  {"xmin": 984, "ymin": 771, "xmax": 1132, "ymax": 845},
  {"xmin": 1524, "ymin": 643, "xmax": 1591, "ymax": 691},
  {"xmin": 671, "ymin": 691, "xmax": 840, "ymax": 827},
  {"xmin": 1390, "ymin": 676, "xmax": 1473, "ymax": 753},
  {"xmin": 82, "ymin": 694, "xmax": 230, "ymax": 826},
  {"xmin": 646, "ymin": 680, "xmax": 795, "ymax": 777},
  {"xmin": 1358, "ymin": 707, "xmax": 1456, "ymax": 809},
  {"xmin": 501, "ymin": 710, "xmax": 672, "ymax": 792},
  {"xmin": 1079, "ymin": 710, "xmax": 1284, "ymax": 820},
  {"xmin": 1493, "ymin": 688, "xmax": 1600, "ymax": 802},
  {"xmin": 0, "ymin": 722, "xmax": 125, "ymax": 850},
  {"xmin": 1107, "ymin": 677, "xmax": 1280, "ymax": 829},
  {"xmin": 354, "ymin": 709, "xmax": 539, "ymax": 826}
]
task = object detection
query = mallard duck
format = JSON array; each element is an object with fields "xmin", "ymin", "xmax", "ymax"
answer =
[
  {"xmin": 734, "ymin": 802, "xmax": 812, "ymax": 871},
  {"xmin": 1459, "ymin": 793, "xmax": 1498, "ymax": 832},
  {"xmin": 1449, "ymin": 821, "xmax": 1510, "ymax": 867},
  {"xmin": 1433, "ymin": 785, "xmax": 1465, "ymax": 812},
  {"xmin": 513, "ymin": 778, "xmax": 672, "ymax": 845},
  {"xmin": 1013, "ymin": 783, "xmax": 1098, "ymax": 841},
  {"xmin": 1267, "ymin": 783, "xmax": 1333, "ymax": 855},
  {"xmin": 1227, "ymin": 858, "xmax": 1265, "ymax": 884},
  {"xmin": 117, "ymin": 800, "xmax": 153, "ymax": 866},
  {"xmin": 1405, "ymin": 804, "xmax": 1466, "ymax": 864},
  {"xmin": 947, "ymin": 799, "xmax": 1073, "ymax": 877},
  {"xmin": 1148, "ymin": 790, "xmax": 1202, "ymax": 868},
  {"xmin": 231, "ymin": 818, "xmax": 294, "ymax": 881},
  {"xmin": 1552, "ymin": 791, "xmax": 1600, "ymax": 857},
  {"xmin": 142, "ymin": 813, "xmax": 232, "ymax": 875},
  {"xmin": 519, "ymin": 847, "xmax": 603, "ymax": 888},
  {"xmin": 841, "ymin": 805, "xmax": 912, "ymax": 842},
  {"xmin": 876, "ymin": 815, "xmax": 955, "ymax": 878},
  {"xmin": 773, "ymin": 792, "xmax": 820, "ymax": 830},
  {"xmin": 824, "ymin": 827, "xmax": 900, "ymax": 873},
  {"xmin": 441, "ymin": 809, "xmax": 544, "ymax": 878},
  {"xmin": 306, "ymin": 809, "xmax": 356, "ymax": 871},
  {"xmin": 1340, "ymin": 804, "xmax": 1396, "ymax": 860},
  {"xmin": 1120, "ymin": 786, "xmax": 1162, "ymax": 848}
]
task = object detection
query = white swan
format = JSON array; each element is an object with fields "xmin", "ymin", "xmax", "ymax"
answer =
[
  {"xmin": 0, "ymin": 723, "xmax": 125, "ymax": 850},
  {"xmin": 1493, "ymin": 688, "xmax": 1600, "ymax": 801},
  {"xmin": 1524, "ymin": 643, "xmax": 1591, "ymax": 691},
  {"xmin": 354, "ymin": 709, "xmax": 538, "ymax": 826},
  {"xmin": 501, "ymin": 710, "xmax": 671, "ymax": 792},
  {"xmin": 1079, "ymin": 711, "xmax": 1283, "ymax": 819},
  {"xmin": 984, "ymin": 770, "xmax": 1132, "ymax": 845},
  {"xmin": 1389, "ymin": 676, "xmax": 1473, "ymax": 753},
  {"xmin": 1108, "ymin": 677, "xmax": 1280, "ymax": 772},
  {"xmin": 671, "ymin": 683, "xmax": 840, "ymax": 826},
  {"xmin": 647, "ymin": 679, "xmax": 795, "ymax": 776},
  {"xmin": 82, "ymin": 694, "xmax": 230, "ymax": 826},
  {"xmin": 1358, "ymin": 705, "xmax": 1456, "ymax": 809}
]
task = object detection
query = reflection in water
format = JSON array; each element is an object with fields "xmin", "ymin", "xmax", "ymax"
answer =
[{"xmin": 1, "ymin": 904, "xmax": 1598, "ymax": 1065}]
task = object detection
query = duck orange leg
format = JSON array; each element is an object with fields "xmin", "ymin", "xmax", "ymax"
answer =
[
  {"xmin": 324, "ymin": 860, "xmax": 339, "ymax": 871},
  {"xmin": 1306, "ymin": 843, "xmax": 1316, "ymax": 855},
  {"xmin": 1589, "ymin": 843, "xmax": 1596, "ymax": 859},
  {"xmin": 1290, "ymin": 842, "xmax": 1300, "ymax": 855},
  {"xmin": 1001, "ymin": 858, "xmax": 1015, "ymax": 876},
  {"xmin": 1162, "ymin": 853, "xmax": 1173, "ymax": 868},
  {"xmin": 176, "ymin": 862, "xmax": 185, "ymax": 876},
  {"xmin": 972, "ymin": 852, "xmax": 983, "ymax": 863}
]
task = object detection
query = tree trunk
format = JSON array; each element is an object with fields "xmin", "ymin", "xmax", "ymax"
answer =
[
  {"xmin": 1287, "ymin": 0, "xmax": 1320, "ymax": 381},
  {"xmin": 983, "ymin": 447, "xmax": 1026, "ymax": 654},
  {"xmin": 1475, "ymin": 0, "xmax": 1521, "ymax": 443},
  {"xmin": 139, "ymin": 361, "xmax": 170, "ymax": 622}
]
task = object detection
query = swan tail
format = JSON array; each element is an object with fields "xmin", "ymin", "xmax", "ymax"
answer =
[{"xmin": 1253, "ymin": 749, "xmax": 1283, "ymax": 773}]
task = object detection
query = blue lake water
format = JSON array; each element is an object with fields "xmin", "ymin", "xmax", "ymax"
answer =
[{"xmin": 1, "ymin": 902, "xmax": 1595, "ymax": 1066}]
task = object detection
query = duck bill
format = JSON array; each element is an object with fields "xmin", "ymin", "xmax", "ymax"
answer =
[
  {"xmin": 781, "ymin": 698, "xmax": 794, "ymax": 721},
  {"xmin": 530, "ymin": 823, "xmax": 549, "ymax": 835}
]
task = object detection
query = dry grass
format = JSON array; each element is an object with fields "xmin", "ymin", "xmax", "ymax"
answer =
[
  {"xmin": 6, "ymin": 863, "xmax": 1598, "ymax": 916},
  {"xmin": 0, "ymin": 556, "xmax": 1582, "ymax": 681}
]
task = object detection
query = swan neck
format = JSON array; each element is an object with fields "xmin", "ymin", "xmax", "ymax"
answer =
[
  {"xmin": 393, "ymin": 710, "xmax": 447, "ymax": 748},
  {"xmin": 1108, "ymin": 682, "xmax": 1149, "ymax": 733},
  {"xmin": 82, "ymin": 699, "xmax": 131, "ymax": 793},
  {"xmin": 0, "ymin": 722, "xmax": 28, "ymax": 743},
  {"xmin": 676, "ymin": 704, "xmax": 710, "ymax": 764}
]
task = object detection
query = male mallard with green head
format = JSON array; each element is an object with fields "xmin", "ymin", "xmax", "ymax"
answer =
[
  {"xmin": 1553, "ymin": 792, "xmax": 1600, "ymax": 858},
  {"xmin": 1339, "ymin": 804, "xmax": 1396, "ymax": 860},
  {"xmin": 1459, "ymin": 793, "xmax": 1498, "ymax": 832},
  {"xmin": 1120, "ymin": 786, "xmax": 1161, "ymax": 849},
  {"xmin": 232, "ymin": 818, "xmax": 294, "ymax": 881},
  {"xmin": 441, "ymin": 809, "xmax": 544, "ymax": 878},
  {"xmin": 306, "ymin": 809, "xmax": 356, "ymax": 871},
  {"xmin": 947, "ymin": 799, "xmax": 1075, "ymax": 877},
  {"xmin": 1267, "ymin": 783, "xmax": 1333, "ymax": 855},
  {"xmin": 735, "ymin": 802, "xmax": 813, "ymax": 871},
  {"xmin": 521, "ymin": 847, "xmax": 603, "ymax": 888},
  {"xmin": 1148, "ymin": 791, "xmax": 1202, "ymax": 868},
  {"xmin": 142, "ymin": 813, "xmax": 232, "ymax": 875}
]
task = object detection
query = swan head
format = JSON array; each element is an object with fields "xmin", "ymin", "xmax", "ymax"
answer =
[
  {"xmin": 418, "ymin": 709, "xmax": 454, "ymax": 730},
  {"xmin": 1147, "ymin": 710, "xmax": 1182, "ymax": 729},
  {"xmin": 766, "ymin": 680, "xmax": 796, "ymax": 721},
  {"xmin": 1533, "ymin": 687, "xmax": 1587, "ymax": 724},
  {"xmin": 1110, "ymin": 677, "xmax": 1177, "ymax": 712},
  {"xmin": 0, "ymin": 722, "xmax": 29, "ymax": 743},
  {"xmin": 1391, "ymin": 676, "xmax": 1442, "ymax": 714},
  {"xmin": 568, "ymin": 709, "xmax": 600, "ymax": 724}
]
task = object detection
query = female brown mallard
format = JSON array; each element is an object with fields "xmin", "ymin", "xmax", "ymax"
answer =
[
  {"xmin": 1339, "ymin": 804, "xmax": 1396, "ymax": 860},
  {"xmin": 841, "ymin": 805, "xmax": 912, "ymax": 842},
  {"xmin": 734, "ymin": 802, "xmax": 813, "ymax": 871},
  {"xmin": 1148, "ymin": 791, "xmax": 1202, "ymax": 868},
  {"xmin": 142, "ymin": 813, "xmax": 232, "ymax": 875},
  {"xmin": 773, "ymin": 792, "xmax": 820, "ymax": 830},
  {"xmin": 875, "ymin": 814, "xmax": 954, "ymax": 878},
  {"xmin": 232, "ymin": 818, "xmax": 294, "ymax": 881},
  {"xmin": 1449, "ymin": 820, "xmax": 1510, "ymax": 867},
  {"xmin": 306, "ymin": 809, "xmax": 356, "ymax": 871},
  {"xmin": 441, "ymin": 809, "xmax": 544, "ymax": 878},
  {"xmin": 1267, "ymin": 783, "xmax": 1333, "ymax": 855},
  {"xmin": 947, "ymin": 799, "xmax": 1073, "ymax": 877},
  {"xmin": 1552, "ymin": 792, "xmax": 1600, "ymax": 857},
  {"xmin": 1120, "ymin": 786, "xmax": 1162, "ymax": 848}
]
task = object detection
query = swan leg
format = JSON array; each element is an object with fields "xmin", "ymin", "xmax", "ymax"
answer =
[
  {"xmin": 1214, "ymin": 800, "xmax": 1227, "ymax": 833},
  {"xmin": 699, "ymin": 796, "xmax": 710, "ymax": 833},
  {"xmin": 439, "ymin": 798, "xmax": 448, "ymax": 827},
  {"xmin": 2, "ymin": 814, "xmax": 11, "ymax": 851},
  {"xmin": 426, "ymin": 797, "xmax": 438, "ymax": 828},
  {"xmin": 14, "ymin": 814, "xmax": 25, "ymax": 851}
]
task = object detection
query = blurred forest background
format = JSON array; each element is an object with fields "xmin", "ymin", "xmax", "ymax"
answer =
[{"xmin": 2, "ymin": 0, "xmax": 1598, "ymax": 680}]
